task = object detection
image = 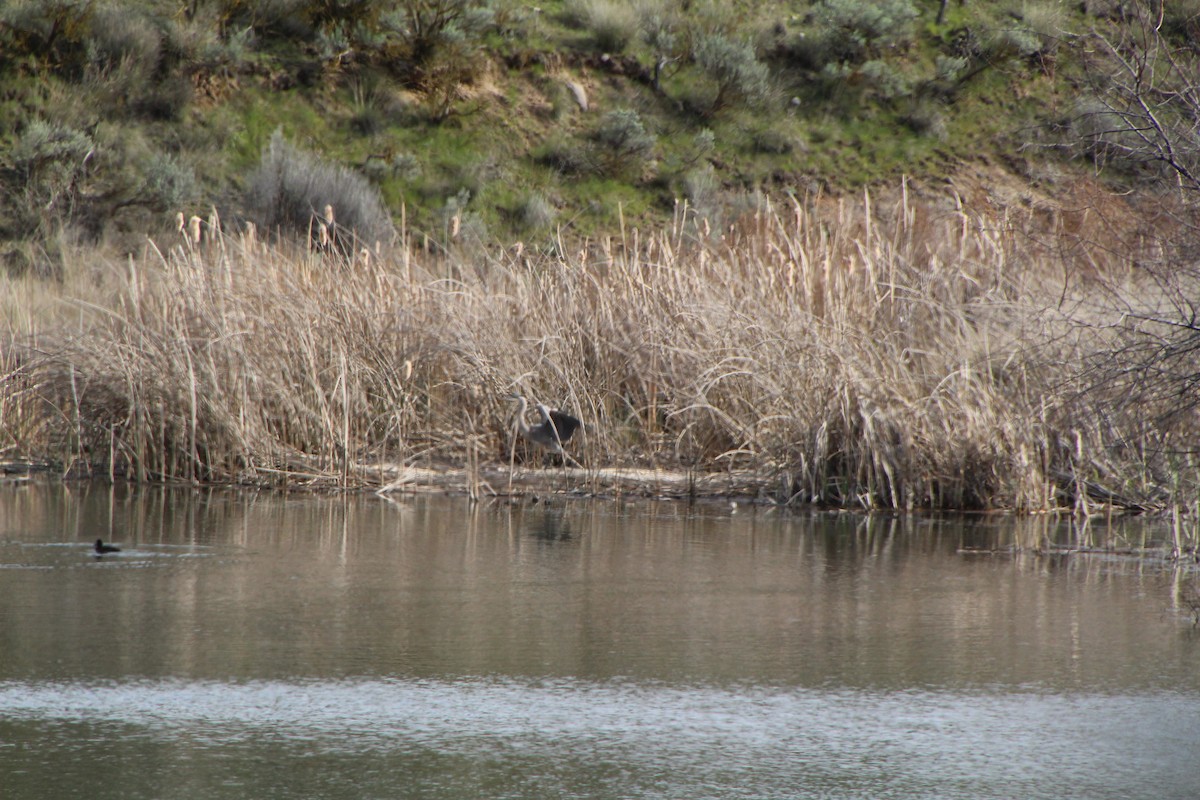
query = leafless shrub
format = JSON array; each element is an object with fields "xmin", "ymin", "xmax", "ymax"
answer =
[
  {"xmin": 1075, "ymin": 6, "xmax": 1200, "ymax": 191},
  {"xmin": 1056, "ymin": 2, "xmax": 1200, "ymax": 503}
]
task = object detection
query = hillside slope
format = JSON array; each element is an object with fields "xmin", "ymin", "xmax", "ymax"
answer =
[{"xmin": 1, "ymin": 0, "xmax": 1197, "ymax": 269}]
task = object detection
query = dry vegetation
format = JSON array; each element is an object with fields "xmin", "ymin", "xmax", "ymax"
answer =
[{"xmin": 2, "ymin": 187, "xmax": 1199, "ymax": 512}]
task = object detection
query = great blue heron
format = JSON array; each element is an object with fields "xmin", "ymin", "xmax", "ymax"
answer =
[
  {"xmin": 510, "ymin": 395, "xmax": 582, "ymax": 463},
  {"xmin": 94, "ymin": 538, "xmax": 120, "ymax": 554}
]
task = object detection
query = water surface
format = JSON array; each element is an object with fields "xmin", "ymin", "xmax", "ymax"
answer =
[{"xmin": 1, "ymin": 482, "xmax": 1197, "ymax": 799}]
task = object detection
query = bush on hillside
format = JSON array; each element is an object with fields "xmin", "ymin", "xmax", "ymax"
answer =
[
  {"xmin": 536, "ymin": 135, "xmax": 594, "ymax": 176},
  {"xmin": 141, "ymin": 153, "xmax": 200, "ymax": 213},
  {"xmin": 810, "ymin": 0, "xmax": 919, "ymax": 64},
  {"xmin": 638, "ymin": 2, "xmax": 689, "ymax": 90},
  {"xmin": 86, "ymin": 4, "xmax": 163, "ymax": 70},
  {"xmin": 1160, "ymin": 0, "xmax": 1200, "ymax": 44},
  {"xmin": 244, "ymin": 130, "xmax": 396, "ymax": 248},
  {"xmin": 518, "ymin": 193, "xmax": 557, "ymax": 231},
  {"xmin": 7, "ymin": 119, "xmax": 94, "ymax": 238},
  {"xmin": 0, "ymin": 1, "xmax": 94, "ymax": 72},
  {"xmin": 0, "ymin": 1, "xmax": 164, "ymax": 77},
  {"xmin": 592, "ymin": 109, "xmax": 656, "ymax": 177},
  {"xmin": 693, "ymin": 33, "xmax": 772, "ymax": 113},
  {"xmin": 382, "ymin": 0, "xmax": 489, "ymax": 65},
  {"xmin": 566, "ymin": 0, "xmax": 640, "ymax": 53}
]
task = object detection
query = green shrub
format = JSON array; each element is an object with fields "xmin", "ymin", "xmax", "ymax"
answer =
[
  {"xmin": 982, "ymin": 4, "xmax": 1069, "ymax": 68},
  {"xmin": 688, "ymin": 128, "xmax": 716, "ymax": 163},
  {"xmin": 315, "ymin": 23, "xmax": 351, "ymax": 62},
  {"xmin": 0, "ymin": 1, "xmax": 164, "ymax": 78},
  {"xmin": 4, "ymin": 118, "xmax": 94, "ymax": 244},
  {"xmin": 391, "ymin": 152, "xmax": 422, "ymax": 181},
  {"xmin": 218, "ymin": 0, "xmax": 309, "ymax": 33},
  {"xmin": 536, "ymin": 135, "xmax": 594, "ymax": 175},
  {"xmin": 179, "ymin": 22, "xmax": 256, "ymax": 76},
  {"xmin": 751, "ymin": 126, "xmax": 793, "ymax": 155},
  {"xmin": 592, "ymin": 108, "xmax": 656, "ymax": 176},
  {"xmin": 78, "ymin": 12, "xmax": 187, "ymax": 123},
  {"xmin": 693, "ymin": 33, "xmax": 772, "ymax": 113},
  {"xmin": 812, "ymin": 0, "xmax": 919, "ymax": 63},
  {"xmin": 900, "ymin": 98, "xmax": 947, "ymax": 139},
  {"xmin": 821, "ymin": 58, "xmax": 912, "ymax": 103},
  {"xmin": 518, "ymin": 192, "xmax": 557, "ymax": 231},
  {"xmin": 983, "ymin": 26, "xmax": 1041, "ymax": 61},
  {"xmin": 681, "ymin": 164, "xmax": 718, "ymax": 208},
  {"xmin": 86, "ymin": 4, "xmax": 162, "ymax": 71},
  {"xmin": 1018, "ymin": 1, "xmax": 1067, "ymax": 58},
  {"xmin": 566, "ymin": 0, "xmax": 640, "ymax": 53},
  {"xmin": 307, "ymin": 0, "xmax": 382, "ymax": 31},
  {"xmin": 132, "ymin": 73, "xmax": 193, "ymax": 121},
  {"xmin": 10, "ymin": 118, "xmax": 93, "ymax": 200},
  {"xmin": 383, "ymin": 0, "xmax": 488, "ymax": 66},
  {"xmin": 639, "ymin": 4, "xmax": 685, "ymax": 89},
  {"xmin": 141, "ymin": 153, "xmax": 199, "ymax": 213},
  {"xmin": 935, "ymin": 54, "xmax": 969, "ymax": 83},
  {"xmin": 244, "ymin": 130, "xmax": 396, "ymax": 247},
  {"xmin": 416, "ymin": 31, "xmax": 485, "ymax": 119},
  {"xmin": 536, "ymin": 111, "xmax": 656, "ymax": 179},
  {"xmin": 0, "ymin": 0, "xmax": 93, "ymax": 72},
  {"xmin": 859, "ymin": 59, "xmax": 911, "ymax": 100},
  {"xmin": 349, "ymin": 79, "xmax": 388, "ymax": 135},
  {"xmin": 1160, "ymin": 0, "xmax": 1200, "ymax": 44}
]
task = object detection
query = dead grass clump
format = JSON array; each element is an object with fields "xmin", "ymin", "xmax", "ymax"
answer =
[{"xmin": 3, "ymin": 187, "xmax": 1197, "ymax": 509}]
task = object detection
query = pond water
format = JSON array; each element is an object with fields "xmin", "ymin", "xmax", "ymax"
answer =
[{"xmin": 0, "ymin": 482, "xmax": 1197, "ymax": 800}]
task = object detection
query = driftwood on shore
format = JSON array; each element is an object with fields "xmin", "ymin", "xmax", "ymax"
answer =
[{"xmin": 375, "ymin": 464, "xmax": 778, "ymax": 501}]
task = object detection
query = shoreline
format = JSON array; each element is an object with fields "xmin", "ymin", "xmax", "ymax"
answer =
[
  {"xmin": 5, "ymin": 458, "xmax": 1199, "ymax": 561},
  {"xmin": 0, "ymin": 457, "xmax": 1172, "ymax": 515}
]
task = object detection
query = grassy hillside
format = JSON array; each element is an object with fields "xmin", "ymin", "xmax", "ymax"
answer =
[{"xmin": 3, "ymin": 0, "xmax": 1196, "ymax": 269}]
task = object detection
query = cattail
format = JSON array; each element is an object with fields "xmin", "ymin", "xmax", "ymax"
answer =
[
  {"xmin": 450, "ymin": 214, "xmax": 461, "ymax": 239},
  {"xmin": 189, "ymin": 215, "xmax": 202, "ymax": 245},
  {"xmin": 324, "ymin": 204, "xmax": 334, "ymax": 226},
  {"xmin": 318, "ymin": 222, "xmax": 330, "ymax": 249},
  {"xmin": 175, "ymin": 212, "xmax": 185, "ymax": 235}
]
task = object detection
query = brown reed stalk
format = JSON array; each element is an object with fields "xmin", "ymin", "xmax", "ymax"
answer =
[{"xmin": 1, "ymin": 189, "xmax": 1196, "ymax": 508}]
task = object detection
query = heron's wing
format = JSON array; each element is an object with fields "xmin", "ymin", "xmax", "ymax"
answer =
[{"xmin": 547, "ymin": 410, "xmax": 582, "ymax": 440}]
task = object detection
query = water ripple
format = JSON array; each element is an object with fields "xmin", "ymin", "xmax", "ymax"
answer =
[{"xmin": 1, "ymin": 677, "xmax": 1197, "ymax": 799}]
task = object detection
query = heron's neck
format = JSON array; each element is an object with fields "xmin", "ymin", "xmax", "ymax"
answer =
[{"xmin": 514, "ymin": 397, "xmax": 531, "ymax": 434}]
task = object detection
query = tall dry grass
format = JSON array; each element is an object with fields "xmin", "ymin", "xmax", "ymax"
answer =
[{"xmin": 2, "ymin": 191, "xmax": 1196, "ymax": 510}]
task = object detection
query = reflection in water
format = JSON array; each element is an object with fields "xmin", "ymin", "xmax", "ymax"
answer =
[
  {"xmin": 527, "ymin": 504, "xmax": 573, "ymax": 541},
  {"xmin": 0, "ymin": 482, "xmax": 1198, "ymax": 800}
]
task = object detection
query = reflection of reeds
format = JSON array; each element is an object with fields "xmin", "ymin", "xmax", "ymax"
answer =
[
  {"xmin": 1180, "ymin": 581, "xmax": 1200, "ymax": 625},
  {"xmin": 2, "ymin": 192, "xmax": 1198, "ymax": 511}
]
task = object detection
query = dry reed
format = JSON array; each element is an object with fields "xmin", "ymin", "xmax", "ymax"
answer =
[{"xmin": 2, "ymin": 190, "xmax": 1197, "ymax": 510}]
